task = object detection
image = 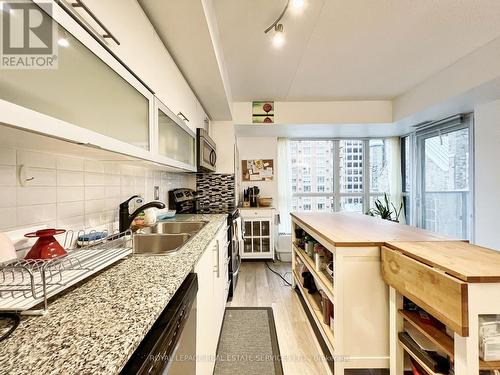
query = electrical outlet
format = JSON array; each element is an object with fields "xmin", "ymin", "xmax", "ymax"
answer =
[{"xmin": 154, "ymin": 186, "xmax": 160, "ymax": 200}]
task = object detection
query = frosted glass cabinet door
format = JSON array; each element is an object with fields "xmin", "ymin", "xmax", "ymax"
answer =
[
  {"xmin": 0, "ymin": 6, "xmax": 150, "ymax": 149},
  {"xmin": 157, "ymin": 103, "xmax": 196, "ymax": 166}
]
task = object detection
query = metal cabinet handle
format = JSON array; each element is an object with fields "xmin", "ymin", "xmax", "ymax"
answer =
[
  {"xmin": 209, "ymin": 149, "xmax": 217, "ymax": 166},
  {"xmin": 70, "ymin": 0, "xmax": 120, "ymax": 45},
  {"xmin": 213, "ymin": 241, "xmax": 219, "ymax": 277},
  {"xmin": 177, "ymin": 112, "xmax": 189, "ymax": 122},
  {"xmin": 233, "ymin": 254, "xmax": 241, "ymax": 276}
]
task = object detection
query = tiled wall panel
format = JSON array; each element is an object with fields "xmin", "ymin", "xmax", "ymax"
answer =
[
  {"xmin": 196, "ymin": 173, "xmax": 235, "ymax": 213},
  {"xmin": 0, "ymin": 147, "xmax": 194, "ymax": 236}
]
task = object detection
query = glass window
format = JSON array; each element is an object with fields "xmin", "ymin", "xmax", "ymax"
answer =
[
  {"xmin": 369, "ymin": 139, "xmax": 390, "ymax": 194},
  {"xmin": 290, "ymin": 138, "xmax": 333, "ymax": 213},
  {"xmin": 292, "ymin": 196, "xmax": 333, "ymax": 212},
  {"xmin": 289, "ymin": 138, "xmax": 389, "ymax": 214},
  {"xmin": 340, "ymin": 140, "xmax": 363, "ymax": 193},
  {"xmin": 402, "ymin": 136, "xmax": 411, "ymax": 193},
  {"xmin": 340, "ymin": 197, "xmax": 363, "ymax": 213},
  {"xmin": 401, "ymin": 136, "xmax": 412, "ymax": 224},
  {"xmin": 420, "ymin": 127, "xmax": 470, "ymax": 238}
]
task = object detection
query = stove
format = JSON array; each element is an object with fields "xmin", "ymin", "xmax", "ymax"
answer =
[{"xmin": 168, "ymin": 188, "xmax": 241, "ymax": 299}]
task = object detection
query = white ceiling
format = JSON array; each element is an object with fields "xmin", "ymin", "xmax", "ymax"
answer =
[{"xmin": 214, "ymin": 0, "xmax": 500, "ymax": 102}]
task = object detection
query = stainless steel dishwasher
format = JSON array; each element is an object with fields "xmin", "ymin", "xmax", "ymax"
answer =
[{"xmin": 121, "ymin": 273, "xmax": 198, "ymax": 375}]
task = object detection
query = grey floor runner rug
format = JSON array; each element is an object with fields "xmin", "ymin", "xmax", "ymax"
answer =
[{"xmin": 213, "ymin": 307, "xmax": 284, "ymax": 375}]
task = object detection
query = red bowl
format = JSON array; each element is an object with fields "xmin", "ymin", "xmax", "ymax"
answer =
[{"xmin": 24, "ymin": 229, "xmax": 67, "ymax": 260}]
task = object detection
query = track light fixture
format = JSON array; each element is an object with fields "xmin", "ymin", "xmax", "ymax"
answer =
[
  {"xmin": 264, "ymin": 0, "xmax": 305, "ymax": 48},
  {"xmin": 272, "ymin": 24, "xmax": 285, "ymax": 48}
]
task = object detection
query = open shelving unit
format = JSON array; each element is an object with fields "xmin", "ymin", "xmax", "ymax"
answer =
[
  {"xmin": 399, "ymin": 309, "xmax": 500, "ymax": 372},
  {"xmin": 291, "ymin": 216, "xmax": 390, "ymax": 374},
  {"xmin": 293, "ymin": 269, "xmax": 334, "ymax": 353},
  {"xmin": 293, "ymin": 244, "xmax": 334, "ymax": 301},
  {"xmin": 398, "ymin": 339, "xmax": 446, "ymax": 375},
  {"xmin": 399, "ymin": 310, "xmax": 454, "ymax": 359},
  {"xmin": 382, "ymin": 243, "xmax": 500, "ymax": 375}
]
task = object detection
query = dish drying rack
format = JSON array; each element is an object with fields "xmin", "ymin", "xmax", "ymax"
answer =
[{"xmin": 0, "ymin": 229, "xmax": 133, "ymax": 315}]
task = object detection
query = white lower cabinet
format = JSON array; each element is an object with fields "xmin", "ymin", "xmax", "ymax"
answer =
[{"xmin": 194, "ymin": 224, "xmax": 228, "ymax": 375}]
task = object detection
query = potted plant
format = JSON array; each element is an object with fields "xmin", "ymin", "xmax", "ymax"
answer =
[{"xmin": 366, "ymin": 193, "xmax": 403, "ymax": 222}]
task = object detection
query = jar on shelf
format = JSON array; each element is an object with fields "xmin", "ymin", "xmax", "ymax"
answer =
[
  {"xmin": 305, "ymin": 240, "xmax": 315, "ymax": 257},
  {"xmin": 314, "ymin": 243, "xmax": 326, "ymax": 272},
  {"xmin": 319, "ymin": 290, "xmax": 333, "ymax": 325}
]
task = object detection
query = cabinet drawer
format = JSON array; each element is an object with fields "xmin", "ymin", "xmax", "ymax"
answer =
[
  {"xmin": 381, "ymin": 246, "xmax": 468, "ymax": 336},
  {"xmin": 240, "ymin": 209, "xmax": 275, "ymax": 217}
]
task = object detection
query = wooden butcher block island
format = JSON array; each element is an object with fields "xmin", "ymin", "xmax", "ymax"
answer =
[
  {"xmin": 384, "ymin": 241, "xmax": 500, "ymax": 374},
  {"xmin": 290, "ymin": 212, "xmax": 500, "ymax": 375}
]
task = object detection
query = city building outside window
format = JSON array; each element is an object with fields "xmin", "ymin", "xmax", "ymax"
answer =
[{"xmin": 290, "ymin": 139, "xmax": 391, "ymax": 213}]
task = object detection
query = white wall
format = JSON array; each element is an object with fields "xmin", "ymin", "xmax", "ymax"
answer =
[
  {"xmin": 236, "ymin": 137, "xmax": 278, "ymax": 203},
  {"xmin": 232, "ymin": 101, "xmax": 393, "ymax": 125},
  {"xmin": 211, "ymin": 121, "xmax": 235, "ymax": 174},
  {"xmin": 474, "ymin": 99, "xmax": 500, "ymax": 250},
  {"xmin": 394, "ymin": 37, "xmax": 500, "ymax": 122}
]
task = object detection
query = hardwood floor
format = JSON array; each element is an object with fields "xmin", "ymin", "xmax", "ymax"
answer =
[{"xmin": 227, "ymin": 261, "xmax": 331, "ymax": 375}]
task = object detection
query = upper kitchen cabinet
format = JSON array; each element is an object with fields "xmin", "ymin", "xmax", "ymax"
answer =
[
  {"xmin": 156, "ymin": 98, "xmax": 196, "ymax": 171},
  {"xmin": 0, "ymin": 0, "xmax": 155, "ymax": 162},
  {"xmin": 197, "ymin": 101, "xmax": 210, "ymax": 132},
  {"xmin": 0, "ymin": 12, "xmax": 151, "ymax": 150},
  {"xmin": 0, "ymin": 0, "xmax": 206, "ymax": 171},
  {"xmin": 66, "ymin": 0, "xmax": 208, "ymax": 131}
]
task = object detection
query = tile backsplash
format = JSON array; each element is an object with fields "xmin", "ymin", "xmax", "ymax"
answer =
[
  {"xmin": 0, "ymin": 147, "xmax": 195, "ymax": 236},
  {"xmin": 196, "ymin": 173, "xmax": 235, "ymax": 213}
]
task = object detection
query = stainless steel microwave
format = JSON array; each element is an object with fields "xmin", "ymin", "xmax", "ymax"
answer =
[{"xmin": 197, "ymin": 128, "xmax": 216, "ymax": 172}]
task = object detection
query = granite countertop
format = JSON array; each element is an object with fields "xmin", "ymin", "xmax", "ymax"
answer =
[{"xmin": 0, "ymin": 214, "xmax": 228, "ymax": 375}]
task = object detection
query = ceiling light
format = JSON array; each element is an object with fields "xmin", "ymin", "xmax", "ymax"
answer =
[
  {"xmin": 291, "ymin": 0, "xmax": 305, "ymax": 11},
  {"xmin": 264, "ymin": 0, "xmax": 306, "ymax": 48},
  {"xmin": 272, "ymin": 24, "xmax": 285, "ymax": 48},
  {"xmin": 57, "ymin": 38, "xmax": 69, "ymax": 47}
]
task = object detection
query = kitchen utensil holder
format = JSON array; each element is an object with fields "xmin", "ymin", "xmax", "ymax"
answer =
[{"xmin": 0, "ymin": 229, "xmax": 133, "ymax": 315}]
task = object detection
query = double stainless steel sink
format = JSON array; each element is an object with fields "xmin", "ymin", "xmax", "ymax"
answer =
[{"xmin": 133, "ymin": 221, "xmax": 207, "ymax": 256}]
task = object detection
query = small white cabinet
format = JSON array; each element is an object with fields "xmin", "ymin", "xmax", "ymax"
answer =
[
  {"xmin": 240, "ymin": 209, "xmax": 276, "ymax": 260},
  {"xmin": 194, "ymin": 223, "xmax": 228, "ymax": 375}
]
